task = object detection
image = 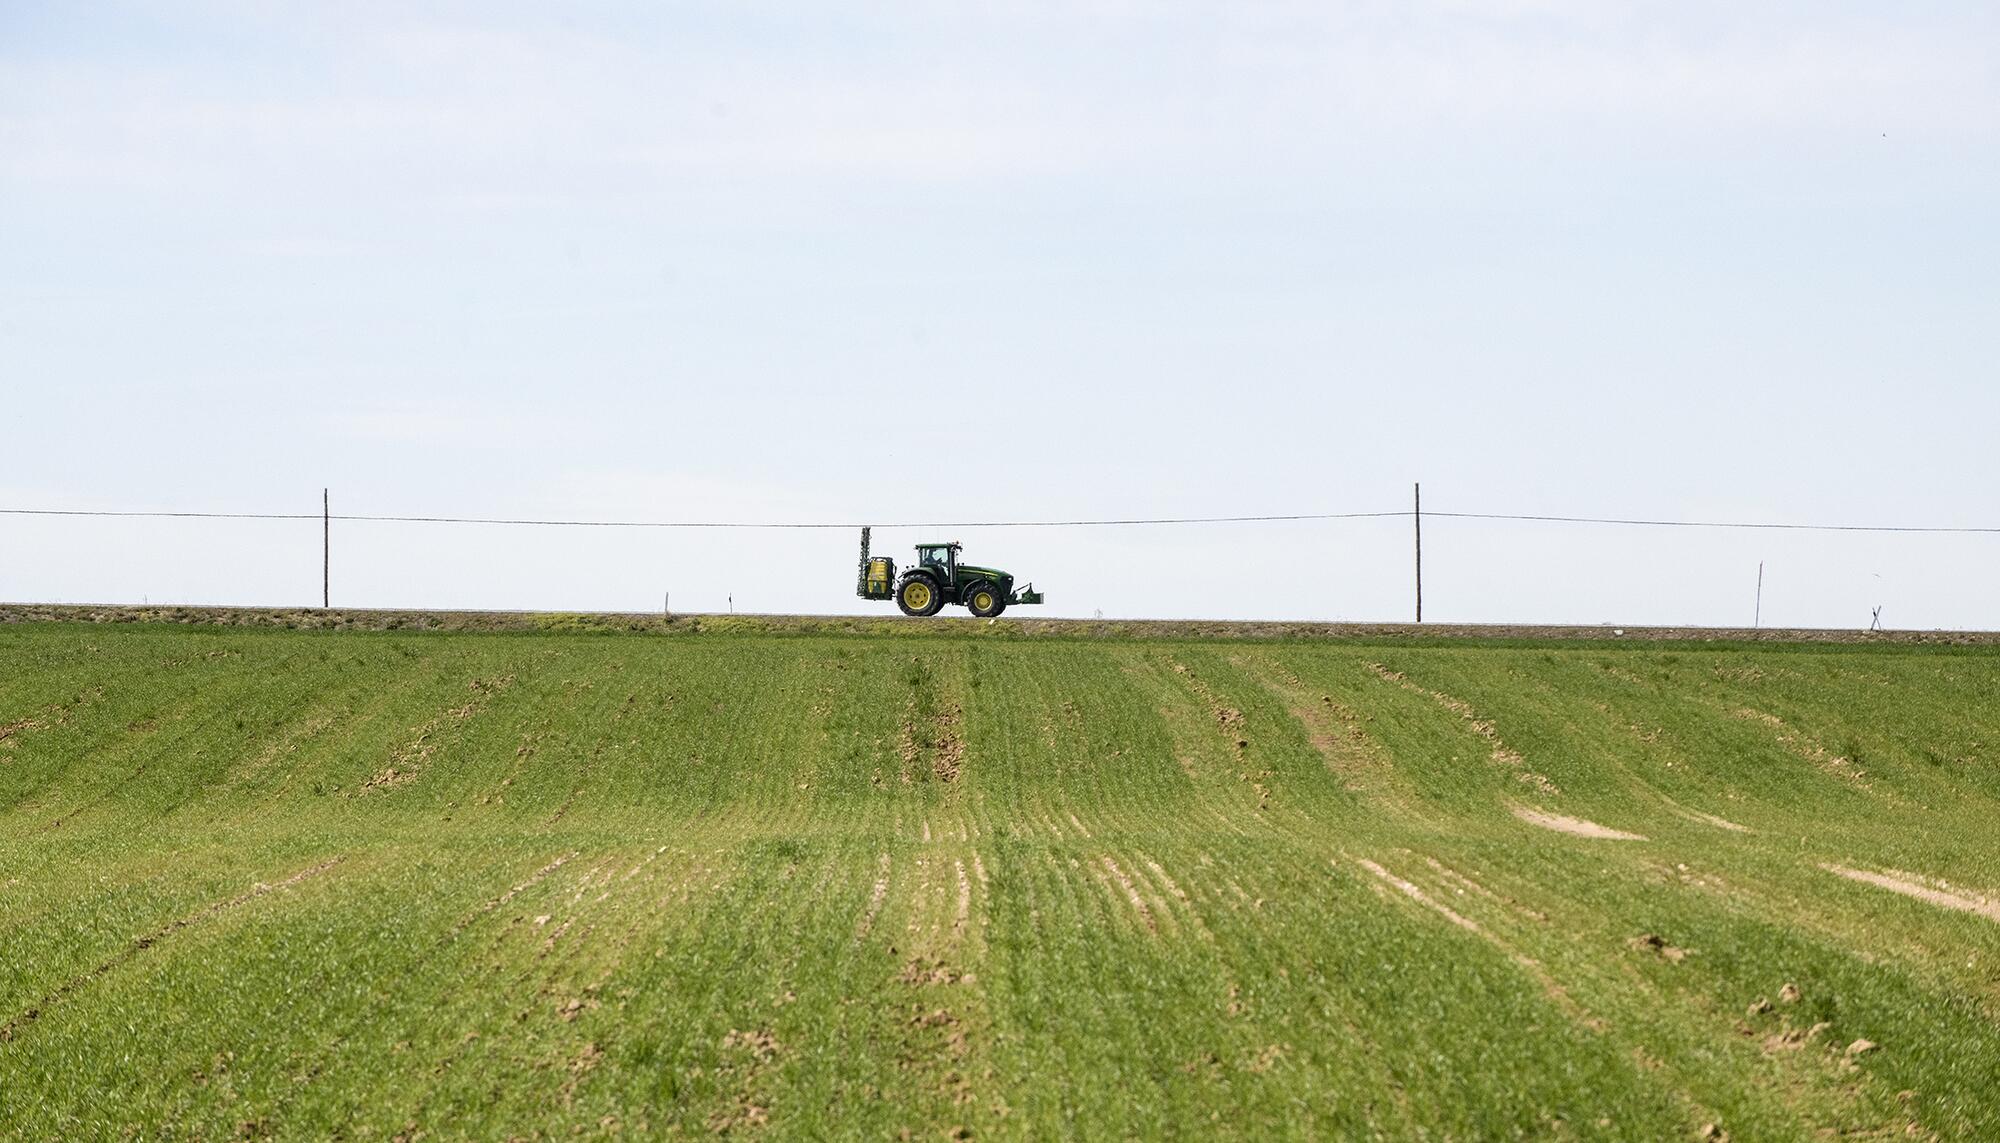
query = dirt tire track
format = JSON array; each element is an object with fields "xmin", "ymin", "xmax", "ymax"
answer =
[
  {"xmin": 1, "ymin": 857, "xmax": 341, "ymax": 1042},
  {"xmin": 446, "ymin": 852, "xmax": 577, "ymax": 940},
  {"xmin": 1422, "ymin": 857, "xmax": 1550, "ymax": 924},
  {"xmin": 856, "ymin": 853, "xmax": 893, "ymax": 942},
  {"xmin": 358, "ymin": 674, "xmax": 516, "ymax": 793},
  {"xmin": 1159, "ymin": 656, "xmax": 1282, "ymax": 813},
  {"xmin": 1353, "ymin": 856, "xmax": 1602, "ymax": 1031},
  {"xmin": 1512, "ymin": 806, "xmax": 1647, "ymax": 841},
  {"xmin": 895, "ymin": 656, "xmax": 966, "ymax": 785},
  {"xmin": 1366, "ymin": 662, "xmax": 1560, "ymax": 795},
  {"xmin": 1656, "ymin": 794, "xmax": 1750, "ymax": 833},
  {"xmin": 1822, "ymin": 864, "xmax": 2000, "ymax": 923},
  {"xmin": 1230, "ymin": 654, "xmax": 1394, "ymax": 793},
  {"xmin": 1138, "ymin": 852, "xmax": 1213, "ymax": 941},
  {"xmin": 0, "ymin": 687, "xmax": 106, "ymax": 750},
  {"xmin": 1731, "ymin": 708, "xmax": 1873, "ymax": 789},
  {"xmin": 1100, "ymin": 856, "xmax": 1159, "ymax": 934}
]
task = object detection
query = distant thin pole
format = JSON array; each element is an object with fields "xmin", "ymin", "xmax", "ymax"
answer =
[
  {"xmin": 1414, "ymin": 483, "xmax": 1423, "ymax": 623},
  {"xmin": 1754, "ymin": 561, "xmax": 1763, "ymax": 629},
  {"xmin": 322, "ymin": 489, "xmax": 330, "ymax": 609}
]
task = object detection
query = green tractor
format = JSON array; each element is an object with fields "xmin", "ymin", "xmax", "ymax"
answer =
[{"xmin": 856, "ymin": 527, "xmax": 1045, "ymax": 618}]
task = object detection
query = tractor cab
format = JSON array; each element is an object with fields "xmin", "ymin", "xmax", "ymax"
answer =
[{"xmin": 914, "ymin": 543, "xmax": 960, "ymax": 581}]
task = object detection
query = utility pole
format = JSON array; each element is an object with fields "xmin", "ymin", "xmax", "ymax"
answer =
[
  {"xmin": 1413, "ymin": 482, "xmax": 1423, "ymax": 623},
  {"xmin": 1753, "ymin": 561, "xmax": 1763, "ymax": 630},
  {"xmin": 322, "ymin": 488, "xmax": 330, "ymax": 609}
]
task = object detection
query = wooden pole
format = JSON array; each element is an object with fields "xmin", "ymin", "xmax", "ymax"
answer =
[
  {"xmin": 1754, "ymin": 561, "xmax": 1763, "ymax": 630},
  {"xmin": 322, "ymin": 489, "xmax": 330, "ymax": 609},
  {"xmin": 1414, "ymin": 482, "xmax": 1423, "ymax": 623}
]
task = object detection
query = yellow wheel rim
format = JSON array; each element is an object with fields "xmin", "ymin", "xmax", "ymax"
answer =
[
  {"xmin": 904, "ymin": 582, "xmax": 932, "ymax": 609},
  {"xmin": 973, "ymin": 591, "xmax": 993, "ymax": 611}
]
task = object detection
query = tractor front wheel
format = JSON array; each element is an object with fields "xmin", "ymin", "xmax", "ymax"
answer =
[
  {"xmin": 897, "ymin": 574, "xmax": 944, "ymax": 617},
  {"xmin": 964, "ymin": 582, "xmax": 1006, "ymax": 619}
]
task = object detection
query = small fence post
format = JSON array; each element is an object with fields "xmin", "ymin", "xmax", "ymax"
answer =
[
  {"xmin": 322, "ymin": 489, "xmax": 330, "ymax": 609},
  {"xmin": 1414, "ymin": 482, "xmax": 1423, "ymax": 623}
]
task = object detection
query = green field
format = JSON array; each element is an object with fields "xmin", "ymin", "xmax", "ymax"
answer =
[{"xmin": 3, "ymin": 622, "xmax": 1998, "ymax": 1140}]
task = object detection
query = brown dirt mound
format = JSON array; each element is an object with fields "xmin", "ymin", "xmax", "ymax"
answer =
[{"xmin": 1628, "ymin": 933, "xmax": 1691, "ymax": 962}]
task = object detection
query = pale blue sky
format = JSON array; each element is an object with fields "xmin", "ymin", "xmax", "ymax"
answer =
[{"xmin": 4, "ymin": 2, "xmax": 1997, "ymax": 626}]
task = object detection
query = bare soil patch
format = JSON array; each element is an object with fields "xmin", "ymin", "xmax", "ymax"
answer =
[
  {"xmin": 0, "ymin": 715, "xmax": 46, "ymax": 744},
  {"xmin": 1821, "ymin": 864, "xmax": 2000, "ymax": 923},
  {"xmin": 899, "ymin": 957, "xmax": 972, "ymax": 987},
  {"xmin": 1657, "ymin": 795, "xmax": 1751, "ymax": 833},
  {"xmin": 1513, "ymin": 806, "xmax": 1646, "ymax": 841},
  {"xmin": 1627, "ymin": 933, "xmax": 1691, "ymax": 963},
  {"xmin": 709, "ymin": 1027, "xmax": 785, "ymax": 1133}
]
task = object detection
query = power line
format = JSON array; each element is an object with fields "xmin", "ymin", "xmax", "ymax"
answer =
[
  {"xmin": 3, "ymin": 504, "xmax": 1998, "ymax": 534},
  {"xmin": 0, "ymin": 507, "xmax": 1408, "ymax": 529},
  {"xmin": 0, "ymin": 508, "xmax": 321, "ymax": 521},
  {"xmin": 1429, "ymin": 511, "xmax": 2000, "ymax": 535}
]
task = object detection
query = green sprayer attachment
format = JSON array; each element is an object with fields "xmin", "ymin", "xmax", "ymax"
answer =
[{"xmin": 857, "ymin": 527, "xmax": 896, "ymax": 601}]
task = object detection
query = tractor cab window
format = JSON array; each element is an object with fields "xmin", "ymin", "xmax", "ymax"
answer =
[{"xmin": 919, "ymin": 546, "xmax": 951, "ymax": 569}]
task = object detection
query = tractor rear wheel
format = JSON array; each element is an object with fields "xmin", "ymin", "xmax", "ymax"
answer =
[
  {"xmin": 965, "ymin": 582, "xmax": 1006, "ymax": 618},
  {"xmin": 897, "ymin": 574, "xmax": 944, "ymax": 617}
]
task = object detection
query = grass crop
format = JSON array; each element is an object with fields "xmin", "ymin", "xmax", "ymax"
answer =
[{"xmin": 1, "ymin": 623, "xmax": 1997, "ymax": 1139}]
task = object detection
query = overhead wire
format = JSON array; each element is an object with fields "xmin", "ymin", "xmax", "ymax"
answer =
[
  {"xmin": 2, "ymin": 505, "xmax": 1996, "ymax": 534},
  {"xmin": 0, "ymin": 507, "xmax": 1408, "ymax": 529},
  {"xmin": 1426, "ymin": 511, "xmax": 2000, "ymax": 535}
]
